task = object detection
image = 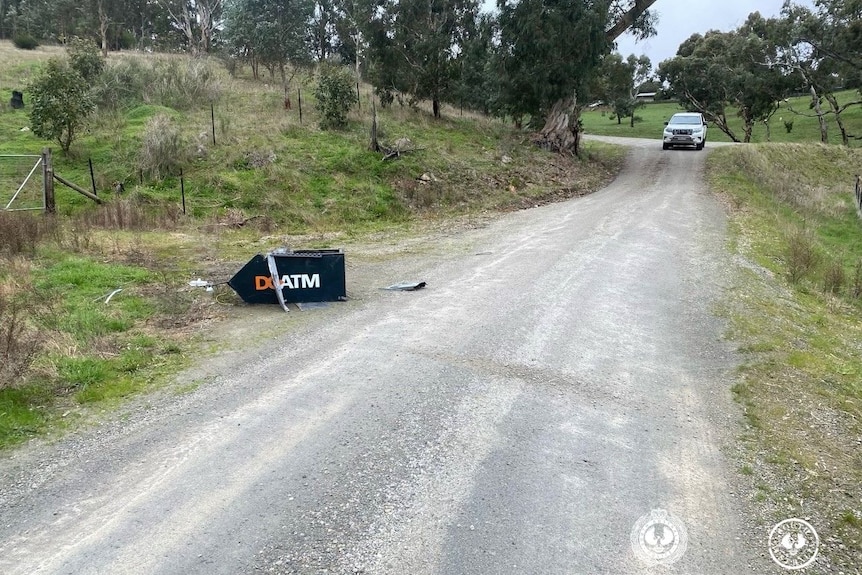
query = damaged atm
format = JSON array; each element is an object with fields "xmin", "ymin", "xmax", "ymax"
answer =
[{"xmin": 228, "ymin": 249, "xmax": 347, "ymax": 311}]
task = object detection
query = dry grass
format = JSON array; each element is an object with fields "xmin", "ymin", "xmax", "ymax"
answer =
[
  {"xmin": 730, "ymin": 143, "xmax": 861, "ymax": 217},
  {"xmin": 0, "ymin": 259, "xmax": 44, "ymax": 389},
  {"xmin": 0, "ymin": 211, "xmax": 53, "ymax": 256}
]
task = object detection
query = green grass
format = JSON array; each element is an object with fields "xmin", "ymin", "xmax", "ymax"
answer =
[
  {"xmin": 583, "ymin": 90, "xmax": 862, "ymax": 146},
  {"xmin": 0, "ymin": 248, "xmax": 191, "ymax": 448},
  {"xmin": 709, "ymin": 143, "xmax": 862, "ymax": 568}
]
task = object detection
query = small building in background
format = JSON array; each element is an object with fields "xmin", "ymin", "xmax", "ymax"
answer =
[{"xmin": 635, "ymin": 92, "xmax": 657, "ymax": 102}]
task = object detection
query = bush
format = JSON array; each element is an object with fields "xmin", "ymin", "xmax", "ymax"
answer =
[
  {"xmin": 117, "ymin": 30, "xmax": 136, "ymax": 50},
  {"xmin": 67, "ymin": 37, "xmax": 105, "ymax": 82},
  {"xmin": 12, "ymin": 34, "xmax": 39, "ymax": 50},
  {"xmin": 92, "ymin": 57, "xmax": 149, "ymax": 110},
  {"xmin": 28, "ymin": 58, "xmax": 94, "ymax": 152},
  {"xmin": 138, "ymin": 113, "xmax": 186, "ymax": 180},
  {"xmin": 89, "ymin": 55, "xmax": 221, "ymax": 111},
  {"xmin": 786, "ymin": 229, "xmax": 819, "ymax": 284},
  {"xmin": 314, "ymin": 63, "xmax": 358, "ymax": 130},
  {"xmin": 147, "ymin": 58, "xmax": 221, "ymax": 110},
  {"xmin": 822, "ymin": 260, "xmax": 846, "ymax": 294}
]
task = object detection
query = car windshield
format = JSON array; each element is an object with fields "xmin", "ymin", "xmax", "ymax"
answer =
[{"xmin": 669, "ymin": 115, "xmax": 702, "ymax": 125}]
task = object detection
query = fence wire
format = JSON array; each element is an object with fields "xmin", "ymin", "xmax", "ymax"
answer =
[{"xmin": 0, "ymin": 154, "xmax": 43, "ymax": 212}]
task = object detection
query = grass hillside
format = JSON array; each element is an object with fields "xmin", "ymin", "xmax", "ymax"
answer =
[
  {"xmin": 583, "ymin": 91, "xmax": 862, "ymax": 146},
  {"xmin": 709, "ymin": 144, "xmax": 862, "ymax": 572},
  {"xmin": 0, "ymin": 41, "xmax": 624, "ymax": 449}
]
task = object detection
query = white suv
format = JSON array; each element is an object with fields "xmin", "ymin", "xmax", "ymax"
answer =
[{"xmin": 662, "ymin": 112, "xmax": 707, "ymax": 150}]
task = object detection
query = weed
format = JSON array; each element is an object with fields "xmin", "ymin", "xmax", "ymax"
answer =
[
  {"xmin": 852, "ymin": 260, "xmax": 862, "ymax": 299},
  {"xmin": 841, "ymin": 510, "xmax": 861, "ymax": 527},
  {"xmin": 0, "ymin": 292, "xmax": 42, "ymax": 389}
]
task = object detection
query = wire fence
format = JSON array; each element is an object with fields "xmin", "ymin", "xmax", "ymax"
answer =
[{"xmin": 0, "ymin": 154, "xmax": 44, "ymax": 212}]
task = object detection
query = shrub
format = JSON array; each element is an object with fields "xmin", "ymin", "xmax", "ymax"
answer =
[
  {"xmin": 138, "ymin": 113, "xmax": 186, "ymax": 179},
  {"xmin": 786, "ymin": 229, "xmax": 819, "ymax": 284},
  {"xmin": 67, "ymin": 37, "xmax": 105, "ymax": 82},
  {"xmin": 117, "ymin": 30, "xmax": 136, "ymax": 50},
  {"xmin": 314, "ymin": 63, "xmax": 358, "ymax": 130},
  {"xmin": 28, "ymin": 58, "xmax": 94, "ymax": 152},
  {"xmin": 92, "ymin": 56, "xmax": 221, "ymax": 111},
  {"xmin": 822, "ymin": 260, "xmax": 846, "ymax": 295},
  {"xmin": 147, "ymin": 58, "xmax": 221, "ymax": 110},
  {"xmin": 783, "ymin": 119, "xmax": 794, "ymax": 134},
  {"xmin": 92, "ymin": 57, "xmax": 149, "ymax": 110},
  {"xmin": 12, "ymin": 34, "xmax": 39, "ymax": 50}
]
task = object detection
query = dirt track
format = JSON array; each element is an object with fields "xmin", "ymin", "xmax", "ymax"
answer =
[{"xmin": 0, "ymin": 137, "xmax": 784, "ymax": 574}]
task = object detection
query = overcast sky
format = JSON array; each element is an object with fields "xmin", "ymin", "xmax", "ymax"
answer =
[{"xmin": 615, "ymin": 0, "xmax": 814, "ymax": 68}]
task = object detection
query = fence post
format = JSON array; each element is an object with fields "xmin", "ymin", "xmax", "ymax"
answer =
[
  {"xmin": 180, "ymin": 167, "xmax": 186, "ymax": 215},
  {"xmin": 856, "ymin": 175, "xmax": 862, "ymax": 219},
  {"xmin": 298, "ymin": 88, "xmax": 303, "ymax": 125},
  {"xmin": 88, "ymin": 158, "xmax": 97, "ymax": 197},
  {"xmin": 42, "ymin": 147, "xmax": 55, "ymax": 214},
  {"xmin": 211, "ymin": 104, "xmax": 216, "ymax": 146}
]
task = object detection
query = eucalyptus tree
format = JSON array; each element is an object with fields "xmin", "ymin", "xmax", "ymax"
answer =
[
  {"xmin": 222, "ymin": 0, "xmax": 314, "ymax": 84},
  {"xmin": 494, "ymin": 0, "xmax": 658, "ymax": 155},
  {"xmin": 659, "ymin": 14, "xmax": 791, "ymax": 143},
  {"xmin": 776, "ymin": 1, "xmax": 862, "ymax": 145},
  {"xmin": 597, "ymin": 53, "xmax": 650, "ymax": 126},
  {"xmin": 363, "ymin": 0, "xmax": 479, "ymax": 118},
  {"xmin": 452, "ymin": 11, "xmax": 495, "ymax": 114},
  {"xmin": 155, "ymin": 0, "xmax": 222, "ymax": 53}
]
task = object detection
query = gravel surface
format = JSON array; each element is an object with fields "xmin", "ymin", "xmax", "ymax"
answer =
[{"xmin": 0, "ymin": 138, "xmax": 780, "ymax": 574}]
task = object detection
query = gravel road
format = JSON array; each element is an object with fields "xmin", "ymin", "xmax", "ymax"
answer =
[{"xmin": 0, "ymin": 137, "xmax": 778, "ymax": 574}]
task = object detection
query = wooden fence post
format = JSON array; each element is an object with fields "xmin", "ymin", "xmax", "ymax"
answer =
[
  {"xmin": 855, "ymin": 175, "xmax": 862, "ymax": 219},
  {"xmin": 42, "ymin": 147, "xmax": 55, "ymax": 214}
]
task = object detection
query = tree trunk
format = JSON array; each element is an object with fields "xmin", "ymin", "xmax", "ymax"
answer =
[
  {"xmin": 98, "ymin": 0, "xmax": 109, "ymax": 57},
  {"xmin": 824, "ymin": 93, "xmax": 850, "ymax": 146},
  {"xmin": 432, "ymin": 97, "xmax": 440, "ymax": 119},
  {"xmin": 741, "ymin": 108, "xmax": 754, "ymax": 143},
  {"xmin": 535, "ymin": 95, "xmax": 582, "ymax": 157},
  {"xmin": 810, "ymin": 85, "xmax": 828, "ymax": 144},
  {"xmin": 537, "ymin": 0, "xmax": 658, "ymax": 156},
  {"xmin": 743, "ymin": 121, "xmax": 753, "ymax": 143},
  {"xmin": 369, "ymin": 99, "xmax": 380, "ymax": 152}
]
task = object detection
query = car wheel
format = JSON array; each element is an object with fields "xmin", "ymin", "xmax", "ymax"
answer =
[
  {"xmin": 696, "ymin": 142, "xmax": 704, "ymax": 151},
  {"xmin": 662, "ymin": 143, "xmax": 669, "ymax": 150}
]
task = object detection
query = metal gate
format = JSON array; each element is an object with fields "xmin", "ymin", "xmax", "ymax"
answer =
[{"xmin": 1, "ymin": 154, "xmax": 45, "ymax": 212}]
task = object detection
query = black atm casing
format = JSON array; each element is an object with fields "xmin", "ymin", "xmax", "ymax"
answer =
[{"xmin": 228, "ymin": 250, "xmax": 346, "ymax": 304}]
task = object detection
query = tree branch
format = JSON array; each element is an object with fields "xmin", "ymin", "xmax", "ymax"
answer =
[{"xmin": 606, "ymin": 0, "xmax": 659, "ymax": 42}]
